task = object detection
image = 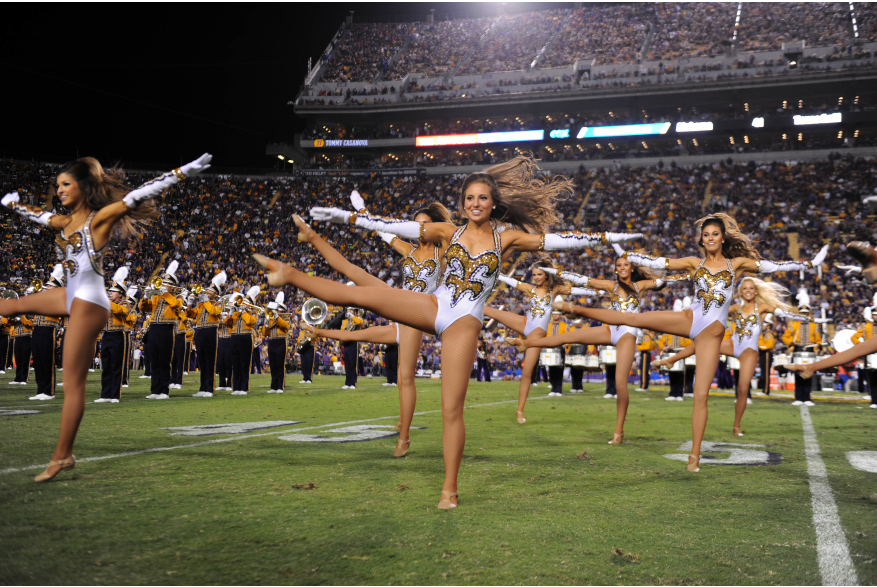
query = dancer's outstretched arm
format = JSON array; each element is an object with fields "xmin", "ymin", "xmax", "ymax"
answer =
[
  {"xmin": 736, "ymin": 245, "xmax": 829, "ymax": 274},
  {"xmin": 304, "ymin": 323, "xmax": 398, "ymax": 345},
  {"xmin": 542, "ymin": 267, "xmax": 615, "ymax": 292},
  {"xmin": 294, "ymin": 215, "xmax": 387, "ymax": 288},
  {"xmin": 310, "ymin": 206, "xmax": 457, "ymax": 247},
  {"xmin": 611, "ymin": 245, "xmax": 702, "ymax": 274}
]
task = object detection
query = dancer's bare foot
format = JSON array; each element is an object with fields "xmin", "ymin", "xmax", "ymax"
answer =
[
  {"xmin": 293, "ymin": 214, "xmax": 314, "ymax": 244},
  {"xmin": 516, "ymin": 410, "xmax": 526, "ymax": 424},
  {"xmin": 437, "ymin": 489, "xmax": 458, "ymax": 509},
  {"xmin": 608, "ymin": 432, "xmax": 624, "ymax": 445},
  {"xmin": 552, "ymin": 300, "xmax": 572, "ymax": 313},
  {"xmin": 252, "ymin": 254, "xmax": 293, "ymax": 287},
  {"xmin": 506, "ymin": 337, "xmax": 528, "ymax": 352},
  {"xmin": 393, "ymin": 438, "xmax": 410, "ymax": 458}
]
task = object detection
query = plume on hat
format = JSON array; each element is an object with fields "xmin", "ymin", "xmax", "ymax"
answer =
[
  {"xmin": 246, "ymin": 285, "xmax": 261, "ymax": 301},
  {"xmin": 866, "ymin": 307, "xmax": 873, "ymax": 322},
  {"xmin": 673, "ymin": 299, "xmax": 683, "ymax": 312},
  {"xmin": 166, "ymin": 260, "xmax": 179, "ymax": 276},
  {"xmin": 275, "ymin": 292, "xmax": 285, "ymax": 305},
  {"xmin": 682, "ymin": 296, "xmax": 692, "ymax": 310},
  {"xmin": 212, "ymin": 271, "xmax": 227, "ymax": 288},
  {"xmin": 51, "ymin": 264, "xmax": 64, "ymax": 282},
  {"xmin": 126, "ymin": 286, "xmax": 139, "ymax": 299},
  {"xmin": 111, "ymin": 266, "xmax": 129, "ymax": 285}
]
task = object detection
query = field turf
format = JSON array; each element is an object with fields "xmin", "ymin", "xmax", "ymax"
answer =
[{"xmin": 1, "ymin": 368, "xmax": 875, "ymax": 585}]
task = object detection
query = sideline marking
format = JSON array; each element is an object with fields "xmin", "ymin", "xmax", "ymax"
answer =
[
  {"xmin": 0, "ymin": 397, "xmax": 536, "ymax": 476},
  {"xmin": 0, "ymin": 409, "xmax": 41, "ymax": 416},
  {"xmin": 846, "ymin": 450, "xmax": 877, "ymax": 474},
  {"xmin": 800, "ymin": 406, "xmax": 858, "ymax": 586}
]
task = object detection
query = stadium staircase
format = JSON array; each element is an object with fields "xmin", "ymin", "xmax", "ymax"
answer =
[
  {"xmin": 445, "ymin": 15, "xmax": 504, "ymax": 82},
  {"xmin": 530, "ymin": 11, "xmax": 576, "ymax": 69},
  {"xmin": 373, "ymin": 36, "xmax": 414, "ymax": 84},
  {"xmin": 787, "ymin": 232, "xmax": 800, "ymax": 259}
]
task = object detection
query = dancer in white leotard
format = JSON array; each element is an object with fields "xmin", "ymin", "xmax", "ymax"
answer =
[
  {"xmin": 482, "ymin": 258, "xmax": 563, "ymax": 424},
  {"xmin": 508, "ymin": 257, "xmax": 688, "ymax": 444},
  {"xmin": 292, "ymin": 200, "xmax": 451, "ymax": 458},
  {"xmin": 654, "ymin": 276, "xmax": 809, "ymax": 436},
  {"xmin": 253, "ymin": 155, "xmax": 642, "ymax": 508},
  {"xmin": 555, "ymin": 213, "xmax": 828, "ymax": 472},
  {"xmin": 0, "ymin": 154, "xmax": 212, "ymax": 482}
]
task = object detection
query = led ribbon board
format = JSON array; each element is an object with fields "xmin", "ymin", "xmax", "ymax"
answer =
[
  {"xmin": 576, "ymin": 122, "xmax": 671, "ymax": 139},
  {"xmin": 415, "ymin": 130, "xmax": 544, "ymax": 147},
  {"xmin": 675, "ymin": 121, "xmax": 714, "ymax": 133},
  {"xmin": 793, "ymin": 113, "xmax": 842, "ymax": 126}
]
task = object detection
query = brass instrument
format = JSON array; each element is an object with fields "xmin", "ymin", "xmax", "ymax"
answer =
[
  {"xmin": 1, "ymin": 288, "xmax": 18, "ymax": 300},
  {"xmin": 150, "ymin": 276, "xmax": 187, "ymax": 291},
  {"xmin": 31, "ymin": 279, "xmax": 43, "ymax": 293},
  {"xmin": 233, "ymin": 296, "xmax": 267, "ymax": 315},
  {"xmin": 301, "ymin": 298, "xmax": 328, "ymax": 327},
  {"xmin": 191, "ymin": 284, "xmax": 203, "ymax": 295}
]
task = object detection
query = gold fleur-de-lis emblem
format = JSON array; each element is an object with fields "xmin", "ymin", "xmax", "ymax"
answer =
[
  {"xmin": 55, "ymin": 233, "xmax": 82, "ymax": 252},
  {"xmin": 611, "ymin": 293, "xmax": 639, "ymax": 313},
  {"xmin": 443, "ymin": 243, "xmax": 499, "ymax": 307},
  {"xmin": 529, "ymin": 293, "xmax": 551, "ymax": 319},
  {"xmin": 694, "ymin": 267, "xmax": 733, "ymax": 314},
  {"xmin": 402, "ymin": 257, "xmax": 438, "ymax": 293},
  {"xmin": 734, "ymin": 312, "xmax": 758, "ymax": 342}
]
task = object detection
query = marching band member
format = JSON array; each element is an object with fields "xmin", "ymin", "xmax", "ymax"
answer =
[
  {"xmin": 217, "ymin": 306, "xmax": 233, "ymax": 391},
  {"xmin": 224, "ymin": 286, "xmax": 260, "ymax": 396},
  {"xmin": 781, "ymin": 290, "xmax": 822, "ymax": 407},
  {"xmin": 0, "ymin": 312, "xmax": 11, "ymax": 375},
  {"xmin": 140, "ymin": 261, "xmax": 185, "ymax": 400},
  {"xmin": 121, "ymin": 287, "xmax": 139, "ymax": 388},
  {"xmin": 296, "ymin": 322, "xmax": 317, "ymax": 384},
  {"xmin": 170, "ymin": 285, "xmax": 191, "ymax": 390},
  {"xmin": 636, "ymin": 329, "xmax": 657, "ymax": 392},
  {"xmin": 191, "ymin": 272, "xmax": 226, "ymax": 398},
  {"xmin": 29, "ymin": 266, "xmax": 65, "ymax": 400},
  {"xmin": 851, "ymin": 302, "xmax": 875, "ymax": 400},
  {"xmin": 476, "ymin": 338, "xmax": 491, "ymax": 382},
  {"xmin": 95, "ymin": 267, "xmax": 130, "ymax": 403},
  {"xmin": 255, "ymin": 156, "xmax": 640, "ymax": 508},
  {"xmin": 139, "ymin": 315, "xmax": 152, "ymax": 379},
  {"xmin": 264, "ymin": 293, "xmax": 290, "ymax": 393},
  {"xmin": 544, "ymin": 309, "xmax": 568, "ymax": 396},
  {"xmin": 567, "ymin": 318, "xmax": 589, "ymax": 393},
  {"xmin": 0, "ymin": 153, "xmax": 212, "ymax": 481},
  {"xmin": 482, "ymin": 259, "xmax": 562, "ymax": 421},
  {"xmin": 11, "ymin": 295, "xmax": 34, "ymax": 385},
  {"xmin": 655, "ymin": 299, "xmax": 691, "ymax": 401},
  {"xmin": 322, "ymin": 299, "xmax": 364, "ymax": 390},
  {"xmin": 554, "ymin": 214, "xmax": 827, "ymax": 471}
]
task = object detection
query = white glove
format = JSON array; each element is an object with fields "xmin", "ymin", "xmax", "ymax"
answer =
[
  {"xmin": 376, "ymin": 231, "xmax": 397, "ymax": 245},
  {"xmin": 310, "ymin": 207, "xmax": 351, "ymax": 224},
  {"xmin": 569, "ymin": 287, "xmax": 598, "ymax": 296},
  {"xmin": 540, "ymin": 267, "xmax": 558, "ymax": 276},
  {"xmin": 180, "ymin": 153, "xmax": 212, "ymax": 177},
  {"xmin": 350, "ymin": 190, "xmax": 366, "ymax": 212},
  {"xmin": 774, "ymin": 308, "xmax": 810, "ymax": 322},
  {"xmin": 559, "ymin": 270, "xmax": 589, "ymax": 287},
  {"xmin": 123, "ymin": 154, "xmax": 212, "ymax": 209},
  {"xmin": 811, "ymin": 245, "xmax": 829, "ymax": 267},
  {"xmin": 498, "ymin": 275, "xmax": 519, "ymax": 288},
  {"xmin": 2, "ymin": 192, "xmax": 55, "ymax": 226},
  {"xmin": 607, "ymin": 232, "xmax": 643, "ymax": 244},
  {"xmin": 543, "ymin": 231, "xmax": 642, "ymax": 251},
  {"xmin": 836, "ymin": 264, "xmax": 862, "ymax": 275},
  {"xmin": 813, "ymin": 318, "xmax": 832, "ymax": 324},
  {"xmin": 612, "ymin": 243, "xmax": 626, "ymax": 257},
  {"xmin": 624, "ymin": 251, "xmax": 667, "ymax": 270}
]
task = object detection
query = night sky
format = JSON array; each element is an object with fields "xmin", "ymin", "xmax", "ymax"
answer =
[{"xmin": 3, "ymin": 2, "xmax": 571, "ymax": 171}]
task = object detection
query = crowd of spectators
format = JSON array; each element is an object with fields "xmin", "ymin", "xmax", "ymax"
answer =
[
  {"xmin": 320, "ymin": 23, "xmax": 412, "ymax": 83},
  {"xmin": 647, "ymin": 3, "xmax": 736, "ymax": 62},
  {"xmin": 385, "ymin": 18, "xmax": 492, "ymax": 80},
  {"xmin": 737, "ymin": 3, "xmax": 852, "ymax": 52},
  {"xmin": 4, "ymin": 151, "xmax": 877, "ymax": 372}
]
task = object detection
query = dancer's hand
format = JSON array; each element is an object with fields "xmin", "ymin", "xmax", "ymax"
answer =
[
  {"xmin": 293, "ymin": 214, "xmax": 314, "ymax": 243},
  {"xmin": 375, "ymin": 231, "xmax": 396, "ymax": 244},
  {"xmin": 810, "ymin": 244, "xmax": 829, "ymax": 267},
  {"xmin": 302, "ymin": 324, "xmax": 318, "ymax": 335},
  {"xmin": 652, "ymin": 359, "xmax": 668, "ymax": 368},
  {"xmin": 506, "ymin": 337, "xmax": 527, "ymax": 352},
  {"xmin": 612, "ymin": 243, "xmax": 626, "ymax": 256},
  {"xmin": 786, "ymin": 364, "xmax": 814, "ymax": 379},
  {"xmin": 836, "ymin": 264, "xmax": 861, "ymax": 275},
  {"xmin": 349, "ymin": 190, "xmax": 366, "ymax": 212},
  {"xmin": 252, "ymin": 254, "xmax": 292, "ymax": 288},
  {"xmin": 180, "ymin": 153, "xmax": 212, "ymax": 177},
  {"xmin": 606, "ymin": 232, "xmax": 643, "ymax": 244},
  {"xmin": 1, "ymin": 192, "xmax": 19, "ymax": 207},
  {"xmin": 310, "ymin": 207, "xmax": 350, "ymax": 224}
]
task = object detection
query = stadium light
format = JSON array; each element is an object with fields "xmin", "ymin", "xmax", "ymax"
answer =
[
  {"xmin": 277, "ymin": 155, "xmax": 285, "ymax": 160},
  {"xmin": 751, "ymin": 117, "xmax": 765, "ymax": 128}
]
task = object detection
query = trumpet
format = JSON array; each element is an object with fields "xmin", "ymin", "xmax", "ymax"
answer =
[
  {"xmin": 150, "ymin": 276, "xmax": 187, "ymax": 291},
  {"xmin": 233, "ymin": 295, "xmax": 268, "ymax": 315},
  {"xmin": 31, "ymin": 279, "xmax": 43, "ymax": 293},
  {"xmin": 191, "ymin": 284, "xmax": 203, "ymax": 295}
]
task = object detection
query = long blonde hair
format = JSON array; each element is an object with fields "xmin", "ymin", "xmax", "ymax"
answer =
[
  {"xmin": 459, "ymin": 155, "xmax": 573, "ymax": 234},
  {"xmin": 737, "ymin": 276, "xmax": 792, "ymax": 312},
  {"xmin": 695, "ymin": 213, "xmax": 759, "ymax": 260}
]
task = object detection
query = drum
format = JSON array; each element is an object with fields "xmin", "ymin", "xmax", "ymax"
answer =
[
  {"xmin": 583, "ymin": 355, "xmax": 601, "ymax": 370},
  {"xmin": 726, "ymin": 356, "xmax": 740, "ymax": 370},
  {"xmin": 684, "ymin": 355, "xmax": 697, "ymax": 367},
  {"xmin": 792, "ymin": 352, "xmax": 817, "ymax": 365},
  {"xmin": 566, "ymin": 344, "xmax": 587, "ymax": 366},
  {"xmin": 658, "ymin": 352, "xmax": 683, "ymax": 372},
  {"xmin": 539, "ymin": 348, "xmax": 563, "ymax": 367},
  {"xmin": 773, "ymin": 353, "xmax": 789, "ymax": 373},
  {"xmin": 599, "ymin": 347, "xmax": 617, "ymax": 365},
  {"xmin": 866, "ymin": 354, "xmax": 877, "ymax": 370}
]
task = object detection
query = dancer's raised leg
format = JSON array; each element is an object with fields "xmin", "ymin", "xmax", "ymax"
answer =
[
  {"xmin": 255, "ymin": 255, "xmax": 438, "ymax": 334},
  {"xmin": 294, "ymin": 215, "xmax": 387, "ymax": 288},
  {"xmin": 509, "ymin": 325, "xmax": 612, "ymax": 350},
  {"xmin": 611, "ymin": 333, "xmax": 636, "ymax": 444},
  {"xmin": 733, "ymin": 348, "xmax": 758, "ymax": 435},
  {"xmin": 39, "ymin": 299, "xmax": 108, "ymax": 480},
  {"xmin": 559, "ymin": 303, "xmax": 693, "ymax": 339},
  {"xmin": 483, "ymin": 307, "xmax": 526, "ymax": 334},
  {"xmin": 309, "ymin": 324, "xmax": 398, "ymax": 344},
  {"xmin": 0, "ymin": 286, "xmax": 68, "ymax": 318},
  {"xmin": 437, "ymin": 315, "xmax": 481, "ymax": 508}
]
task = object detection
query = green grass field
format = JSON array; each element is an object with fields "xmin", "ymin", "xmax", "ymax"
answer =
[{"xmin": 1, "ymin": 368, "xmax": 875, "ymax": 585}]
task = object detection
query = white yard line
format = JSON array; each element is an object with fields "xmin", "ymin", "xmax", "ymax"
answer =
[
  {"xmin": 800, "ymin": 405, "xmax": 859, "ymax": 586},
  {"xmin": 0, "ymin": 397, "xmax": 538, "ymax": 476}
]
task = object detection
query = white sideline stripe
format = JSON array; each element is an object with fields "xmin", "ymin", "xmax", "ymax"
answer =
[
  {"xmin": 0, "ymin": 397, "xmax": 539, "ymax": 476},
  {"xmin": 800, "ymin": 406, "xmax": 859, "ymax": 586}
]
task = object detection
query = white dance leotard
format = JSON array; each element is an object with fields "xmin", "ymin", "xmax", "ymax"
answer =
[
  {"xmin": 689, "ymin": 258, "xmax": 735, "ymax": 339},
  {"xmin": 731, "ymin": 302, "xmax": 761, "ymax": 357},
  {"xmin": 523, "ymin": 287, "xmax": 552, "ymax": 336},
  {"xmin": 433, "ymin": 225, "xmax": 501, "ymax": 336},
  {"xmin": 401, "ymin": 244, "xmax": 442, "ymax": 294},
  {"xmin": 609, "ymin": 281, "xmax": 640, "ymax": 345},
  {"xmin": 56, "ymin": 211, "xmax": 110, "ymax": 313}
]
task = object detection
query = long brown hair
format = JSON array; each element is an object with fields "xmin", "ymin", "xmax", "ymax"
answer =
[
  {"xmin": 530, "ymin": 257, "xmax": 561, "ymax": 290},
  {"xmin": 459, "ymin": 155, "xmax": 572, "ymax": 234},
  {"xmin": 415, "ymin": 201, "xmax": 452, "ymax": 224},
  {"xmin": 57, "ymin": 157, "xmax": 158, "ymax": 239},
  {"xmin": 695, "ymin": 213, "xmax": 759, "ymax": 261}
]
